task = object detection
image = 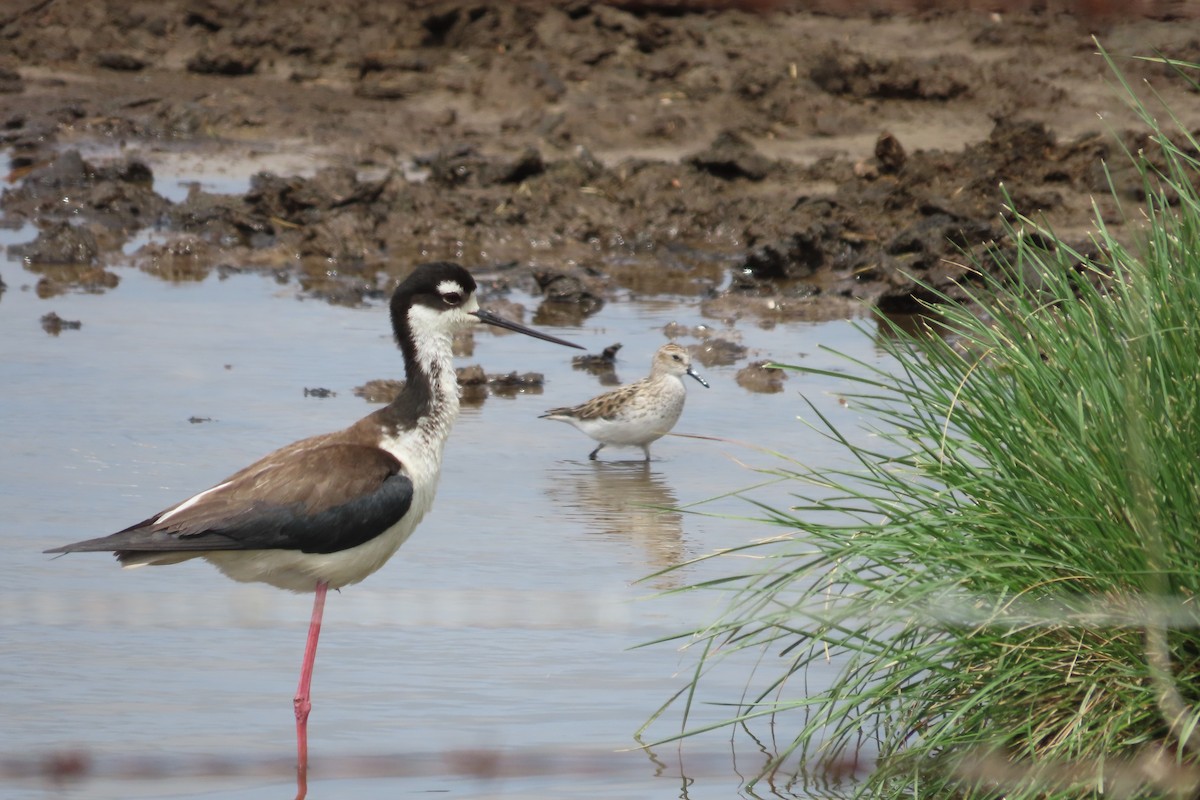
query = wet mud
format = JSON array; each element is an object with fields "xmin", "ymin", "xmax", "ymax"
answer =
[{"xmin": 2, "ymin": 1, "xmax": 1198, "ymax": 336}]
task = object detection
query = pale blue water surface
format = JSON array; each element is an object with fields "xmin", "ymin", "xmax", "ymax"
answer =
[{"xmin": 0, "ymin": 220, "xmax": 897, "ymax": 799}]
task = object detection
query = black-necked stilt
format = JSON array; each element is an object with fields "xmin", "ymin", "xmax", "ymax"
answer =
[
  {"xmin": 45, "ymin": 261, "xmax": 583, "ymax": 799},
  {"xmin": 540, "ymin": 342, "xmax": 708, "ymax": 461}
]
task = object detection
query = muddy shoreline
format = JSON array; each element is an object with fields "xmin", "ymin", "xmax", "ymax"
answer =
[{"xmin": 3, "ymin": 1, "xmax": 1199, "ymax": 331}]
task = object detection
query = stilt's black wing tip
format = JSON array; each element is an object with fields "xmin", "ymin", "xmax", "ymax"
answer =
[{"xmin": 44, "ymin": 535, "xmax": 129, "ymax": 555}]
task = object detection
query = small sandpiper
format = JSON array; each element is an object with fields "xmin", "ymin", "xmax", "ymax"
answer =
[{"xmin": 540, "ymin": 342, "xmax": 709, "ymax": 461}]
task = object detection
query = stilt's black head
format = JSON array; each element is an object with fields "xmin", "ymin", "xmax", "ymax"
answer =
[
  {"xmin": 388, "ymin": 262, "xmax": 584, "ymax": 351},
  {"xmin": 389, "ymin": 262, "xmax": 479, "ymax": 327}
]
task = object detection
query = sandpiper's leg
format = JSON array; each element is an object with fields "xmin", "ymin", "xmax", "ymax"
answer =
[
  {"xmin": 294, "ymin": 581, "xmax": 329, "ymax": 800},
  {"xmin": 641, "ymin": 445, "xmax": 651, "ymax": 461},
  {"xmin": 588, "ymin": 444, "xmax": 604, "ymax": 460}
]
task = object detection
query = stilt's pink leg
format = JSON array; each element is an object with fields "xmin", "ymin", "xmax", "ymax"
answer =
[{"xmin": 294, "ymin": 582, "xmax": 328, "ymax": 800}]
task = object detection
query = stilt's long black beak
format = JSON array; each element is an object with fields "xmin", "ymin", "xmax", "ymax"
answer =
[
  {"xmin": 472, "ymin": 309, "xmax": 585, "ymax": 349},
  {"xmin": 687, "ymin": 367, "xmax": 710, "ymax": 388}
]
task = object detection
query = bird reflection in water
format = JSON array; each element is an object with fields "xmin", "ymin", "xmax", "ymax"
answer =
[{"xmin": 548, "ymin": 461, "xmax": 687, "ymax": 588}]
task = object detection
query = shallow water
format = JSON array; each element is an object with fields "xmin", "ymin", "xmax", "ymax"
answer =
[{"xmin": 0, "ymin": 225, "xmax": 898, "ymax": 798}]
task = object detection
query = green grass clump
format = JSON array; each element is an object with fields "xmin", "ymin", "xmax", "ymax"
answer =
[{"xmin": 651, "ymin": 60, "xmax": 1200, "ymax": 798}]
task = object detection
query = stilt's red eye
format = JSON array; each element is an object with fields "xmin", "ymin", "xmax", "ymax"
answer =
[{"xmin": 442, "ymin": 291, "xmax": 463, "ymax": 306}]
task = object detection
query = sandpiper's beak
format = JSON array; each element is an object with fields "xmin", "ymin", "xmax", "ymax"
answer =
[
  {"xmin": 687, "ymin": 367, "xmax": 710, "ymax": 388},
  {"xmin": 471, "ymin": 309, "xmax": 585, "ymax": 350}
]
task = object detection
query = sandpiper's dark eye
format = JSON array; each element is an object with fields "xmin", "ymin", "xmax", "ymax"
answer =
[
  {"xmin": 442, "ymin": 291, "xmax": 463, "ymax": 306},
  {"xmin": 672, "ymin": 353, "xmax": 683, "ymax": 361}
]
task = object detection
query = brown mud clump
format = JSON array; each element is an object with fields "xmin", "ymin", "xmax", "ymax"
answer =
[
  {"xmin": 2, "ymin": 0, "xmax": 1198, "ymax": 358},
  {"xmin": 737, "ymin": 361, "xmax": 789, "ymax": 394}
]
